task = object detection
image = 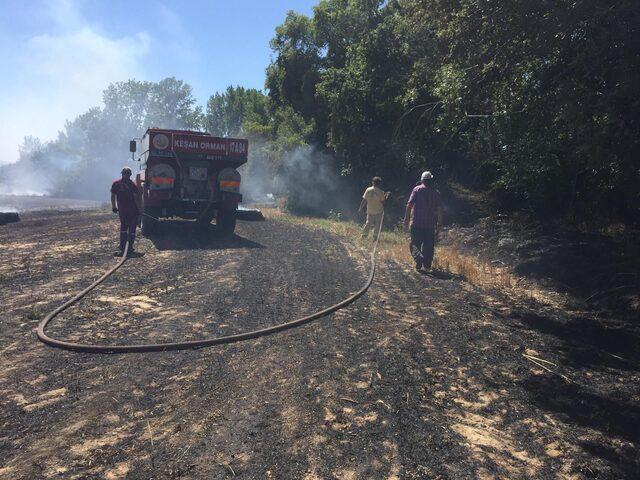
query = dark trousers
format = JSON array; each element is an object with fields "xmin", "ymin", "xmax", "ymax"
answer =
[
  {"xmin": 119, "ymin": 213, "xmax": 138, "ymax": 252},
  {"xmin": 410, "ymin": 225, "xmax": 435, "ymax": 269}
]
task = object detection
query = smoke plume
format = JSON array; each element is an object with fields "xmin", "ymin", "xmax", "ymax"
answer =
[{"xmin": 239, "ymin": 140, "xmax": 356, "ymax": 216}]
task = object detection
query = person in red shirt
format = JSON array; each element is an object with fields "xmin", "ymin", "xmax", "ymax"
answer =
[
  {"xmin": 110, "ymin": 167, "xmax": 141, "ymax": 256},
  {"xmin": 404, "ymin": 171, "xmax": 443, "ymax": 271}
]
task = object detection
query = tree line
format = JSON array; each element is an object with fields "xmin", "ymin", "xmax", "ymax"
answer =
[
  {"xmin": 261, "ymin": 0, "xmax": 639, "ymax": 224},
  {"xmin": 3, "ymin": 0, "xmax": 638, "ymax": 225}
]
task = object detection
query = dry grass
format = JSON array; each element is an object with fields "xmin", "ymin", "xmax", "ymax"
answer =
[
  {"xmin": 262, "ymin": 207, "xmax": 515, "ymax": 289},
  {"xmin": 434, "ymin": 245, "xmax": 514, "ymax": 288}
]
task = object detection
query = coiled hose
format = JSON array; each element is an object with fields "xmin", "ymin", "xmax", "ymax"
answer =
[{"xmin": 36, "ymin": 212, "xmax": 384, "ymax": 353}]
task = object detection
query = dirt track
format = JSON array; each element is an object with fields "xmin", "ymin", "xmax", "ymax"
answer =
[{"xmin": 0, "ymin": 210, "xmax": 638, "ymax": 479}]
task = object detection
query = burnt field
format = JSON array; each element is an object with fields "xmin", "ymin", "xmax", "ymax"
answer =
[
  {"xmin": 0, "ymin": 210, "xmax": 638, "ymax": 479},
  {"xmin": 0, "ymin": 195, "xmax": 106, "ymax": 213}
]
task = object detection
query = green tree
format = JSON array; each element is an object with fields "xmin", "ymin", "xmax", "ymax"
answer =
[
  {"xmin": 265, "ymin": 10, "xmax": 325, "ymax": 141},
  {"xmin": 205, "ymin": 86, "xmax": 269, "ymax": 136},
  {"xmin": 102, "ymin": 77, "xmax": 203, "ymax": 133},
  {"xmin": 146, "ymin": 77, "xmax": 204, "ymax": 129},
  {"xmin": 405, "ymin": 0, "xmax": 640, "ymax": 219},
  {"xmin": 265, "ymin": 0, "xmax": 640, "ymax": 223}
]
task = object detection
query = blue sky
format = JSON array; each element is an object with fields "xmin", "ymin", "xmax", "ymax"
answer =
[{"xmin": 0, "ymin": 0, "xmax": 316, "ymax": 164}]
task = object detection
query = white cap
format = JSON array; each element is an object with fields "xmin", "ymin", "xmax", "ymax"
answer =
[{"xmin": 421, "ymin": 171, "xmax": 433, "ymax": 181}]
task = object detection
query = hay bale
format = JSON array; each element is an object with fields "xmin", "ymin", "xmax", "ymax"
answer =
[{"xmin": 0, "ymin": 212, "xmax": 20, "ymax": 225}]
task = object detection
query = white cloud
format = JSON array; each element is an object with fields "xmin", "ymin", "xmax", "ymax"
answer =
[
  {"xmin": 0, "ymin": 0, "xmax": 149, "ymax": 165},
  {"xmin": 25, "ymin": 28, "xmax": 150, "ymax": 110},
  {"xmin": 47, "ymin": 0, "xmax": 83, "ymax": 30},
  {"xmin": 156, "ymin": 3, "xmax": 198, "ymax": 63}
]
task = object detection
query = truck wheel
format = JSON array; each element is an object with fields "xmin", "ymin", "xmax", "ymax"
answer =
[
  {"xmin": 195, "ymin": 211, "xmax": 214, "ymax": 229},
  {"xmin": 217, "ymin": 207, "xmax": 236, "ymax": 237},
  {"xmin": 141, "ymin": 209, "xmax": 158, "ymax": 236}
]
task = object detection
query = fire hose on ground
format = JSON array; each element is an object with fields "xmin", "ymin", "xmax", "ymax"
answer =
[{"xmin": 36, "ymin": 212, "xmax": 384, "ymax": 353}]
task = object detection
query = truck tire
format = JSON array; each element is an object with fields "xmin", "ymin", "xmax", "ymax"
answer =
[
  {"xmin": 195, "ymin": 218, "xmax": 211, "ymax": 229},
  {"xmin": 195, "ymin": 209, "xmax": 215, "ymax": 229},
  {"xmin": 217, "ymin": 207, "xmax": 236, "ymax": 237},
  {"xmin": 141, "ymin": 209, "xmax": 158, "ymax": 236}
]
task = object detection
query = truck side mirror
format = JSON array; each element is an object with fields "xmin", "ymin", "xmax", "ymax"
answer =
[{"xmin": 129, "ymin": 140, "xmax": 137, "ymax": 153}]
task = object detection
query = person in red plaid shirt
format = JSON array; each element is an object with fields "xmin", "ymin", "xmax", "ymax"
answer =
[{"xmin": 404, "ymin": 171, "xmax": 443, "ymax": 271}]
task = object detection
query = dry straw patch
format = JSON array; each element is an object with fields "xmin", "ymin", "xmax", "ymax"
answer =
[{"xmin": 434, "ymin": 245, "xmax": 514, "ymax": 288}]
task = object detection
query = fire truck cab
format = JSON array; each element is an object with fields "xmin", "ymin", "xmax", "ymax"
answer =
[{"xmin": 132, "ymin": 128, "xmax": 247, "ymax": 236}]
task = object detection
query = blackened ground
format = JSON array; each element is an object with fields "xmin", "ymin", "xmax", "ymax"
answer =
[
  {"xmin": 0, "ymin": 210, "xmax": 638, "ymax": 479},
  {"xmin": 439, "ymin": 215, "xmax": 640, "ymax": 316}
]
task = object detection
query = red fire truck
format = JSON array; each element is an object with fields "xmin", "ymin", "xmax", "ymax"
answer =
[{"xmin": 130, "ymin": 128, "xmax": 248, "ymax": 236}]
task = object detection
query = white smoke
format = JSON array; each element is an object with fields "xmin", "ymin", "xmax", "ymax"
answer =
[
  {"xmin": 1, "ymin": 118, "xmax": 145, "ymax": 200},
  {"xmin": 239, "ymin": 140, "xmax": 354, "ymax": 216},
  {"xmin": 0, "ymin": 0, "xmax": 150, "ymax": 168}
]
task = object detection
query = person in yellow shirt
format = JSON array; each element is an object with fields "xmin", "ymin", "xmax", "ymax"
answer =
[{"xmin": 359, "ymin": 177, "xmax": 388, "ymax": 238}]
